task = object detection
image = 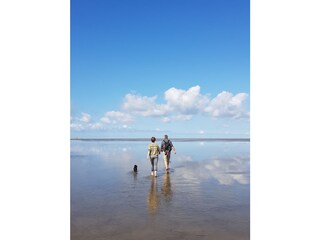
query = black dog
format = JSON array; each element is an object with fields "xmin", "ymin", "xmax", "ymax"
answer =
[{"xmin": 133, "ymin": 165, "xmax": 138, "ymax": 172}]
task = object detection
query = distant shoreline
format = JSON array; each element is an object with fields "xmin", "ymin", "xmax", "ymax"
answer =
[{"xmin": 70, "ymin": 138, "xmax": 250, "ymax": 142}]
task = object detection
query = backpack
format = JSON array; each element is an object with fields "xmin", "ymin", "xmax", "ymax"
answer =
[{"xmin": 163, "ymin": 139, "xmax": 171, "ymax": 152}]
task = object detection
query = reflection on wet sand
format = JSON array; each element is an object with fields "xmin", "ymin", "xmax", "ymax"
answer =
[
  {"xmin": 175, "ymin": 155, "xmax": 249, "ymax": 185},
  {"xmin": 147, "ymin": 173, "xmax": 173, "ymax": 215},
  {"xmin": 72, "ymin": 140, "xmax": 250, "ymax": 239},
  {"xmin": 147, "ymin": 178, "xmax": 159, "ymax": 215},
  {"xmin": 132, "ymin": 171, "xmax": 138, "ymax": 181},
  {"xmin": 161, "ymin": 173, "xmax": 172, "ymax": 204}
]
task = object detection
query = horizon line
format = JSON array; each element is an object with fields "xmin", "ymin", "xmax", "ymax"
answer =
[{"xmin": 70, "ymin": 137, "xmax": 250, "ymax": 142}]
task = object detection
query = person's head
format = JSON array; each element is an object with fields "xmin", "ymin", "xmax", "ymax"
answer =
[
  {"xmin": 151, "ymin": 137, "xmax": 156, "ymax": 142},
  {"xmin": 164, "ymin": 134, "xmax": 168, "ymax": 139}
]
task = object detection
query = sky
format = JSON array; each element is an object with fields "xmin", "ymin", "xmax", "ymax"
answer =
[
  {"xmin": 3, "ymin": 1, "xmax": 320, "ymax": 238},
  {"xmin": 71, "ymin": 0, "xmax": 250, "ymax": 138}
]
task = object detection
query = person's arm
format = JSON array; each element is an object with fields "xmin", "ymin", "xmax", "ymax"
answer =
[
  {"xmin": 147, "ymin": 145, "xmax": 150, "ymax": 159},
  {"xmin": 171, "ymin": 142, "xmax": 176, "ymax": 154}
]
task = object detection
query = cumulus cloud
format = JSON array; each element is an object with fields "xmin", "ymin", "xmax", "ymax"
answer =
[
  {"xmin": 88, "ymin": 123, "xmax": 104, "ymax": 130},
  {"xmin": 122, "ymin": 86, "xmax": 208, "ymax": 119},
  {"xmin": 70, "ymin": 123, "xmax": 85, "ymax": 130},
  {"xmin": 71, "ymin": 112, "xmax": 96, "ymax": 130},
  {"xmin": 161, "ymin": 117, "xmax": 171, "ymax": 123},
  {"xmin": 101, "ymin": 111, "xmax": 134, "ymax": 124},
  {"xmin": 122, "ymin": 94, "xmax": 169, "ymax": 117},
  {"xmin": 71, "ymin": 111, "xmax": 134, "ymax": 131},
  {"xmin": 164, "ymin": 85, "xmax": 210, "ymax": 114},
  {"xmin": 71, "ymin": 121, "xmax": 105, "ymax": 131},
  {"xmin": 80, "ymin": 112, "xmax": 91, "ymax": 123},
  {"xmin": 71, "ymin": 85, "xmax": 249, "ymax": 131},
  {"xmin": 204, "ymin": 91, "xmax": 249, "ymax": 119},
  {"xmin": 100, "ymin": 116, "xmax": 113, "ymax": 124},
  {"xmin": 161, "ymin": 114, "xmax": 193, "ymax": 123},
  {"xmin": 121, "ymin": 86, "xmax": 249, "ymax": 121}
]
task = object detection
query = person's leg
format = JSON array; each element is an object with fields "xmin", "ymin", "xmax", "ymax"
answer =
[
  {"xmin": 164, "ymin": 154, "xmax": 169, "ymax": 171},
  {"xmin": 154, "ymin": 156, "xmax": 158, "ymax": 176},
  {"xmin": 166, "ymin": 152, "xmax": 171, "ymax": 171},
  {"xmin": 150, "ymin": 157, "xmax": 154, "ymax": 175}
]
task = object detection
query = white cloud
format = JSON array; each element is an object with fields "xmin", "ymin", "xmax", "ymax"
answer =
[
  {"xmin": 122, "ymin": 94, "xmax": 169, "ymax": 117},
  {"xmin": 70, "ymin": 123, "xmax": 84, "ymax": 131},
  {"xmin": 204, "ymin": 91, "xmax": 249, "ymax": 119},
  {"xmin": 71, "ymin": 111, "xmax": 133, "ymax": 131},
  {"xmin": 71, "ymin": 120, "xmax": 104, "ymax": 131},
  {"xmin": 121, "ymin": 86, "xmax": 249, "ymax": 122},
  {"xmin": 70, "ymin": 113, "xmax": 94, "ymax": 130},
  {"xmin": 164, "ymin": 85, "xmax": 210, "ymax": 114},
  {"xmin": 161, "ymin": 114, "xmax": 193, "ymax": 123},
  {"xmin": 101, "ymin": 111, "xmax": 133, "ymax": 123},
  {"xmin": 121, "ymin": 86, "xmax": 210, "ymax": 117},
  {"xmin": 71, "ymin": 86, "xmax": 250, "ymax": 131},
  {"xmin": 173, "ymin": 115, "xmax": 193, "ymax": 121},
  {"xmin": 80, "ymin": 112, "xmax": 91, "ymax": 123},
  {"xmin": 88, "ymin": 123, "xmax": 104, "ymax": 130},
  {"xmin": 161, "ymin": 117, "xmax": 171, "ymax": 123},
  {"xmin": 100, "ymin": 116, "xmax": 112, "ymax": 124}
]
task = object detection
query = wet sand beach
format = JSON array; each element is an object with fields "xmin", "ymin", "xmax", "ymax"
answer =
[{"xmin": 71, "ymin": 139, "xmax": 250, "ymax": 240}]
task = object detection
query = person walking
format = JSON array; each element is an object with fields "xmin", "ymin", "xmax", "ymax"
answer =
[
  {"xmin": 161, "ymin": 135, "xmax": 176, "ymax": 172},
  {"xmin": 147, "ymin": 137, "xmax": 161, "ymax": 177}
]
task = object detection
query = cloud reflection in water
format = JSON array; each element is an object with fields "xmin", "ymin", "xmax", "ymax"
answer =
[{"xmin": 175, "ymin": 154, "xmax": 249, "ymax": 185}]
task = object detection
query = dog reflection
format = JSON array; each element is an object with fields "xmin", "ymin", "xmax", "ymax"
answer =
[
  {"xmin": 147, "ymin": 178, "xmax": 159, "ymax": 215},
  {"xmin": 161, "ymin": 173, "xmax": 172, "ymax": 203}
]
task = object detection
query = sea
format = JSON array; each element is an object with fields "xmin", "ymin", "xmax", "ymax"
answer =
[{"xmin": 71, "ymin": 138, "xmax": 250, "ymax": 240}]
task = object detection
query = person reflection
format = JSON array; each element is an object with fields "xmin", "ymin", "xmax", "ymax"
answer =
[
  {"xmin": 147, "ymin": 177, "xmax": 159, "ymax": 215},
  {"xmin": 161, "ymin": 173, "xmax": 173, "ymax": 203}
]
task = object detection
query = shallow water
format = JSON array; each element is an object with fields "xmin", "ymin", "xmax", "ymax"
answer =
[{"xmin": 71, "ymin": 140, "xmax": 250, "ymax": 240}]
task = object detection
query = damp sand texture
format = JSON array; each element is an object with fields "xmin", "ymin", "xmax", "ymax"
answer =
[{"xmin": 71, "ymin": 139, "xmax": 250, "ymax": 240}]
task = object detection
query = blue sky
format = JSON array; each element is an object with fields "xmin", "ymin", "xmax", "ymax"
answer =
[{"xmin": 71, "ymin": 0, "xmax": 250, "ymax": 138}]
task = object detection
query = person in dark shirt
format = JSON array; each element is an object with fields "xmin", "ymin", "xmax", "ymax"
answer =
[{"xmin": 161, "ymin": 135, "xmax": 176, "ymax": 173}]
